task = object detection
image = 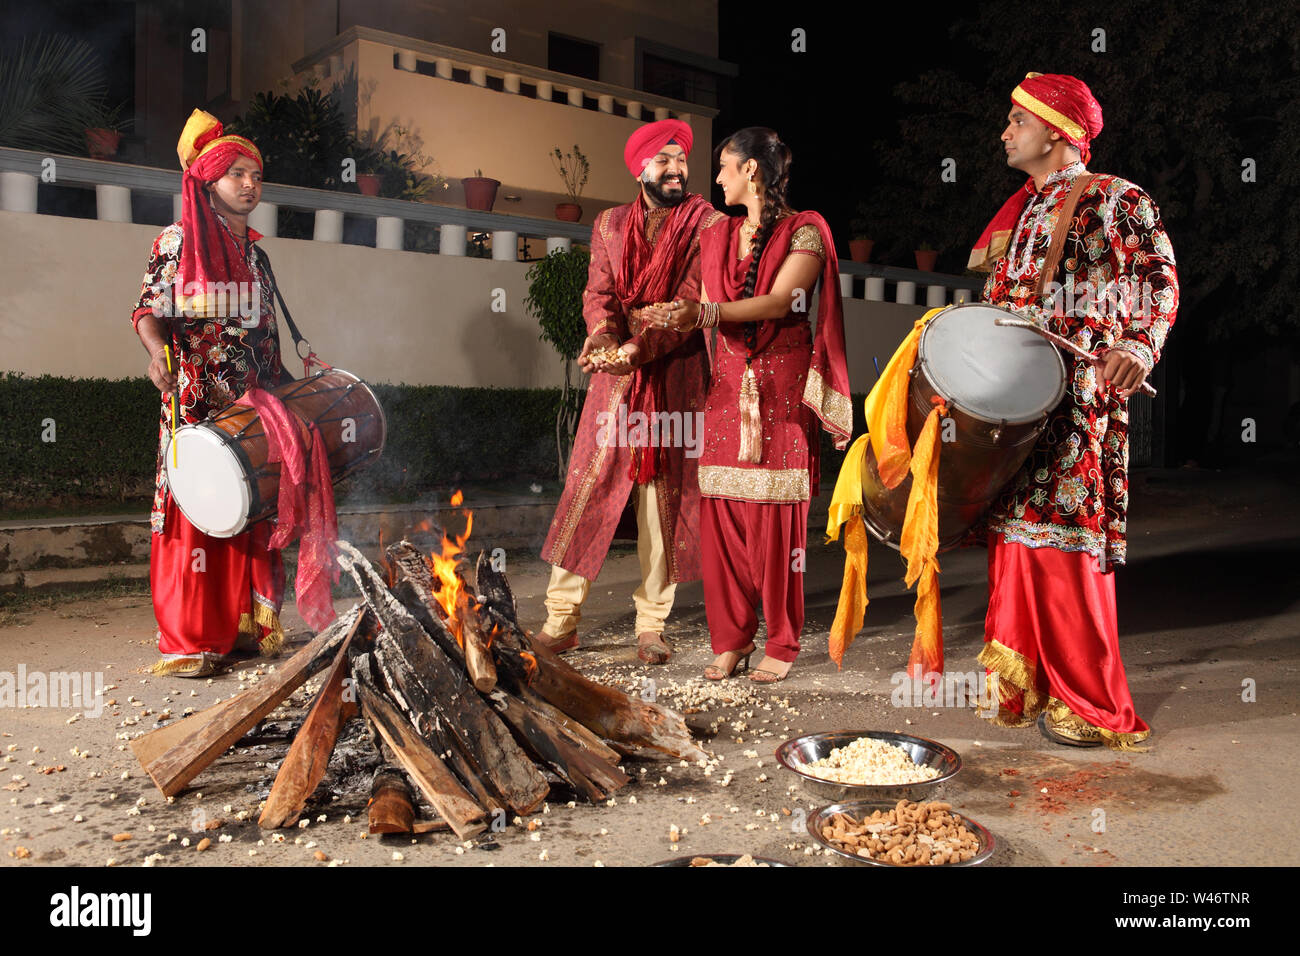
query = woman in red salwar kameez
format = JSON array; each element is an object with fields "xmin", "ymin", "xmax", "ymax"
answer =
[{"xmin": 649, "ymin": 127, "xmax": 852, "ymax": 682}]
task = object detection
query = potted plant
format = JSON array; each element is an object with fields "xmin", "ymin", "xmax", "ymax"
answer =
[
  {"xmin": 848, "ymin": 211, "xmax": 873, "ymax": 263},
  {"xmin": 914, "ymin": 243, "xmax": 939, "ymax": 273},
  {"xmin": 462, "ymin": 168, "xmax": 501, "ymax": 211},
  {"xmin": 354, "ymin": 145, "xmax": 384, "ymax": 196},
  {"xmin": 524, "ymin": 248, "xmax": 591, "ymax": 477},
  {"xmin": 84, "ymin": 99, "xmax": 130, "ymax": 159},
  {"xmin": 551, "ymin": 144, "xmax": 589, "ymax": 222},
  {"xmin": 0, "ymin": 35, "xmax": 110, "ymax": 155}
]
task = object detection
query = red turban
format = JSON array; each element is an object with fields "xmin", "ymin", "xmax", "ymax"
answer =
[
  {"xmin": 969, "ymin": 74, "xmax": 1104, "ymax": 271},
  {"xmin": 1012, "ymin": 72, "xmax": 1103, "ymax": 163},
  {"xmin": 623, "ymin": 119, "xmax": 693, "ymax": 177},
  {"xmin": 175, "ymin": 109, "xmax": 264, "ymax": 318}
]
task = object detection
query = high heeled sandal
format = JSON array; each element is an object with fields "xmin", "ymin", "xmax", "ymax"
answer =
[
  {"xmin": 748, "ymin": 658, "xmax": 792, "ymax": 684},
  {"xmin": 703, "ymin": 643, "xmax": 756, "ymax": 681}
]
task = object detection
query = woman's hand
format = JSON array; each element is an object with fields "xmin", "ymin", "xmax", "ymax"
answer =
[
  {"xmin": 578, "ymin": 333, "xmax": 619, "ymax": 374},
  {"xmin": 643, "ymin": 299, "xmax": 699, "ymax": 331}
]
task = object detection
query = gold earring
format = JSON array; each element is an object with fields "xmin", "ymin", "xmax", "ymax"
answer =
[{"xmin": 747, "ymin": 178, "xmax": 757, "ymax": 195}]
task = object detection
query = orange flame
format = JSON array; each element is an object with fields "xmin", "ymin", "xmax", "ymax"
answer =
[
  {"xmin": 520, "ymin": 651, "xmax": 538, "ymax": 681},
  {"xmin": 425, "ymin": 491, "xmax": 473, "ymax": 647}
]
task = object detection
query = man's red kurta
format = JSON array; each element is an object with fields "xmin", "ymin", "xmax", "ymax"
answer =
[{"xmin": 541, "ymin": 194, "xmax": 723, "ymax": 583}]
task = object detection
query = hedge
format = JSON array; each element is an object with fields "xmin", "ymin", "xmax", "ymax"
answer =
[
  {"xmin": 0, "ymin": 373, "xmax": 569, "ymax": 512},
  {"xmin": 0, "ymin": 372, "xmax": 866, "ymax": 514}
]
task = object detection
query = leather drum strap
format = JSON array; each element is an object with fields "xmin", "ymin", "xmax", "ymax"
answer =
[{"xmin": 1035, "ymin": 172, "xmax": 1094, "ymax": 298}]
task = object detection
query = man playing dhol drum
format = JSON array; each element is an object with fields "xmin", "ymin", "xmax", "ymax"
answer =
[
  {"xmin": 130, "ymin": 110, "xmax": 287, "ymax": 677},
  {"xmin": 538, "ymin": 119, "xmax": 724, "ymax": 664},
  {"xmin": 971, "ymin": 73, "xmax": 1179, "ymax": 748}
]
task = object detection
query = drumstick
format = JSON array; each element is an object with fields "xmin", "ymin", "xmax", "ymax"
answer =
[
  {"xmin": 993, "ymin": 316, "xmax": 1157, "ymax": 397},
  {"xmin": 164, "ymin": 344, "xmax": 178, "ymax": 467}
]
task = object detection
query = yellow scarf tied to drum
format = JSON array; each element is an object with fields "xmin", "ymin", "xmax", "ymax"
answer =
[{"xmin": 826, "ymin": 308, "xmax": 947, "ymax": 675}]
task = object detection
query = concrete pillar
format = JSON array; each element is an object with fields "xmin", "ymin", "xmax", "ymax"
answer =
[
  {"xmin": 312, "ymin": 63, "xmax": 327, "ymax": 81},
  {"xmin": 435, "ymin": 58, "xmax": 453, "ymax": 79},
  {"xmin": 838, "ymin": 273, "xmax": 854, "ymax": 299},
  {"xmin": 248, "ymin": 201, "xmax": 277, "ymax": 238},
  {"xmin": 865, "ymin": 277, "xmax": 886, "ymax": 301},
  {"xmin": 598, "ymin": 94, "xmax": 614, "ymax": 113},
  {"xmin": 536, "ymin": 80, "xmax": 553, "ymax": 100},
  {"xmin": 439, "ymin": 223, "xmax": 467, "ymax": 256},
  {"xmin": 376, "ymin": 216, "xmax": 404, "ymax": 250},
  {"xmin": 546, "ymin": 236, "xmax": 571, "ymax": 254},
  {"xmin": 503, "ymin": 73, "xmax": 520, "ymax": 93},
  {"xmin": 328, "ymin": 54, "xmax": 343, "ymax": 77},
  {"xmin": 396, "ymin": 51, "xmax": 417, "ymax": 72},
  {"xmin": 625, "ymin": 101, "xmax": 642, "ymax": 120},
  {"xmin": 313, "ymin": 208, "xmax": 343, "ymax": 243},
  {"xmin": 926, "ymin": 284, "xmax": 948, "ymax": 308},
  {"xmin": 567, "ymin": 87, "xmax": 583, "ymax": 107},
  {"xmin": 0, "ymin": 172, "xmax": 38, "ymax": 213},
  {"xmin": 654, "ymin": 106, "xmax": 669, "ymax": 121},
  {"xmin": 952, "ymin": 288, "xmax": 974, "ymax": 306},
  {"xmin": 95, "ymin": 184, "xmax": 131, "ymax": 223},
  {"xmin": 895, "ymin": 280, "xmax": 917, "ymax": 306},
  {"xmin": 469, "ymin": 66, "xmax": 487, "ymax": 87},
  {"xmin": 172, "ymin": 192, "xmax": 183, "ymax": 222},
  {"xmin": 491, "ymin": 230, "xmax": 518, "ymax": 261}
]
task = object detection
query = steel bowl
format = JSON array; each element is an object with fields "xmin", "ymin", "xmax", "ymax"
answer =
[
  {"xmin": 652, "ymin": 853, "xmax": 791, "ymax": 867},
  {"xmin": 807, "ymin": 800, "xmax": 994, "ymax": 867},
  {"xmin": 775, "ymin": 730, "xmax": 961, "ymax": 802}
]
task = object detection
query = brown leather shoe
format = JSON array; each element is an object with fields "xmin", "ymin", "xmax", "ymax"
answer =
[
  {"xmin": 636, "ymin": 631, "xmax": 672, "ymax": 664},
  {"xmin": 536, "ymin": 629, "xmax": 578, "ymax": 653}
]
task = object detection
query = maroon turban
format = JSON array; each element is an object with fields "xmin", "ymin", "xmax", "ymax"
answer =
[
  {"xmin": 1012, "ymin": 72, "xmax": 1103, "ymax": 163},
  {"xmin": 623, "ymin": 119, "xmax": 693, "ymax": 177}
]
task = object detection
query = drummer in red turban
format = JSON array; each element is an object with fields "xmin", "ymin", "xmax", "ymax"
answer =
[
  {"xmin": 964, "ymin": 75, "xmax": 1179, "ymax": 749},
  {"xmin": 130, "ymin": 110, "xmax": 289, "ymax": 676}
]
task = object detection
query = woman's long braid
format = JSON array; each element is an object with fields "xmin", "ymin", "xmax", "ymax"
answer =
[{"xmin": 739, "ymin": 136, "xmax": 792, "ymax": 359}]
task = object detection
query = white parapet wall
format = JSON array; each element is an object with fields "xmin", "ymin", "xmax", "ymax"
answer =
[{"xmin": 0, "ymin": 210, "xmax": 929, "ymax": 393}]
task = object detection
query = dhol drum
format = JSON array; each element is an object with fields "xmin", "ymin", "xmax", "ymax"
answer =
[
  {"xmin": 164, "ymin": 369, "xmax": 386, "ymax": 538},
  {"xmin": 860, "ymin": 304, "xmax": 1067, "ymax": 552}
]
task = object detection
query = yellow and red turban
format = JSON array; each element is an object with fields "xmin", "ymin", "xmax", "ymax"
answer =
[
  {"xmin": 1012, "ymin": 72, "xmax": 1103, "ymax": 164},
  {"xmin": 623, "ymin": 118, "xmax": 693, "ymax": 177},
  {"xmin": 176, "ymin": 109, "xmax": 264, "ymax": 318},
  {"xmin": 969, "ymin": 73, "xmax": 1103, "ymax": 271}
]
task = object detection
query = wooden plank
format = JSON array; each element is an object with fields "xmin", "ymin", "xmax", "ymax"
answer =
[
  {"xmin": 368, "ymin": 768, "xmax": 416, "ymax": 834},
  {"xmin": 359, "ymin": 685, "xmax": 488, "ymax": 841},
  {"xmin": 140, "ymin": 605, "xmax": 365, "ymax": 798},
  {"xmin": 128, "ymin": 693, "xmax": 247, "ymax": 769},
  {"xmin": 258, "ymin": 621, "xmax": 362, "ymax": 829}
]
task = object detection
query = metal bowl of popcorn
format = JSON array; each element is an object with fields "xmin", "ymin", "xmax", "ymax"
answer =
[
  {"xmin": 807, "ymin": 799, "xmax": 994, "ymax": 867},
  {"xmin": 775, "ymin": 730, "xmax": 961, "ymax": 802},
  {"xmin": 652, "ymin": 854, "xmax": 790, "ymax": 867}
]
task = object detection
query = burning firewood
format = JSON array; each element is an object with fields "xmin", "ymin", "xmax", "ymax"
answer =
[{"xmin": 132, "ymin": 494, "xmax": 707, "ymax": 840}]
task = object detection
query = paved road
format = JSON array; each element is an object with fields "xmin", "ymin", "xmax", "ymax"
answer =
[{"xmin": 1, "ymin": 466, "xmax": 1296, "ymax": 867}]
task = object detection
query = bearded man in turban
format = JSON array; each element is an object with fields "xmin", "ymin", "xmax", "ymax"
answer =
[
  {"xmin": 130, "ymin": 109, "xmax": 288, "ymax": 677},
  {"xmin": 538, "ymin": 118, "xmax": 723, "ymax": 664},
  {"xmin": 971, "ymin": 74, "xmax": 1179, "ymax": 748}
]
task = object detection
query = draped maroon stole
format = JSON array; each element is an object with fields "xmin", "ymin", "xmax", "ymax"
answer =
[
  {"xmin": 180, "ymin": 141, "xmax": 263, "ymax": 316},
  {"xmin": 615, "ymin": 192, "xmax": 715, "ymax": 482},
  {"xmin": 241, "ymin": 388, "xmax": 339, "ymax": 633},
  {"xmin": 700, "ymin": 210, "xmax": 853, "ymax": 449}
]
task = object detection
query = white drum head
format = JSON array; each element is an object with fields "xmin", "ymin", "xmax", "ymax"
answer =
[
  {"xmin": 919, "ymin": 305, "xmax": 1066, "ymax": 423},
  {"xmin": 163, "ymin": 425, "xmax": 251, "ymax": 538}
]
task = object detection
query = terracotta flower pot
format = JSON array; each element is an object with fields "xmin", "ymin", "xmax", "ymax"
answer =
[
  {"xmin": 914, "ymin": 249, "xmax": 939, "ymax": 272},
  {"xmin": 554, "ymin": 202, "xmax": 583, "ymax": 222},
  {"xmin": 462, "ymin": 176, "xmax": 501, "ymax": 211},
  {"xmin": 849, "ymin": 238, "xmax": 873, "ymax": 263},
  {"xmin": 357, "ymin": 173, "xmax": 383, "ymax": 196},
  {"xmin": 85, "ymin": 128, "xmax": 122, "ymax": 159}
]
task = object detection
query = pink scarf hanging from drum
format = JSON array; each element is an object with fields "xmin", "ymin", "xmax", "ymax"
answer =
[{"xmin": 241, "ymin": 388, "xmax": 339, "ymax": 632}]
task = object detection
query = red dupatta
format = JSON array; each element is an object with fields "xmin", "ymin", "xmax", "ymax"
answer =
[
  {"xmin": 616, "ymin": 192, "xmax": 715, "ymax": 481},
  {"xmin": 701, "ymin": 211, "xmax": 853, "ymax": 449}
]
